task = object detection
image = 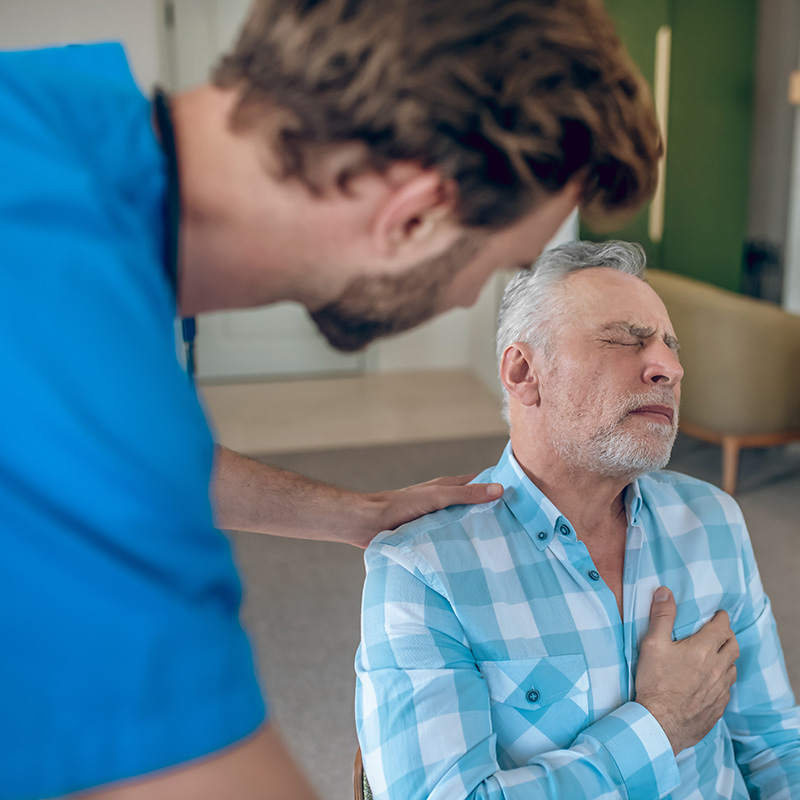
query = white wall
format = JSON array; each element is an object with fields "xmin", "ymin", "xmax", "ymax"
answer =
[
  {"xmin": 746, "ymin": 0, "xmax": 800, "ymax": 311},
  {"xmin": 0, "ymin": 0, "xmax": 163, "ymax": 92},
  {"xmin": 748, "ymin": 0, "xmax": 800, "ymax": 250}
]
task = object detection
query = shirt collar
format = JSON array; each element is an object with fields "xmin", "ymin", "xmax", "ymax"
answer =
[
  {"xmin": 489, "ymin": 441, "xmax": 571, "ymax": 550},
  {"xmin": 489, "ymin": 441, "xmax": 643, "ymax": 549},
  {"xmin": 624, "ymin": 480, "xmax": 643, "ymax": 526}
]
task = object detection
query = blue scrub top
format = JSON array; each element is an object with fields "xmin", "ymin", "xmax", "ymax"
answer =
[{"xmin": 0, "ymin": 43, "xmax": 266, "ymax": 797}]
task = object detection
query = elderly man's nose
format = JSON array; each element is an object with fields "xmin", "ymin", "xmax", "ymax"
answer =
[{"xmin": 644, "ymin": 345, "xmax": 683, "ymax": 385}]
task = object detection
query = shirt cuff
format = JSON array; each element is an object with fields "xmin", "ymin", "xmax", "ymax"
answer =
[{"xmin": 581, "ymin": 701, "xmax": 680, "ymax": 799}]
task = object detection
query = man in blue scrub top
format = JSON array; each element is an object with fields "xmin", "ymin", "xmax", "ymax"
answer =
[{"xmin": 0, "ymin": 0, "xmax": 671, "ymax": 797}]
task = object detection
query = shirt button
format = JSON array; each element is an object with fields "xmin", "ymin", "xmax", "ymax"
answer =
[
  {"xmin": 537, "ymin": 531, "xmax": 547, "ymax": 541},
  {"xmin": 525, "ymin": 689, "xmax": 540, "ymax": 703},
  {"xmin": 559, "ymin": 524, "xmax": 570, "ymax": 535},
  {"xmin": 588, "ymin": 570, "xmax": 600, "ymax": 581}
]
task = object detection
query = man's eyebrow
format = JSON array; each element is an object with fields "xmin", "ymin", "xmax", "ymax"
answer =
[
  {"xmin": 599, "ymin": 321, "xmax": 680, "ymax": 352},
  {"xmin": 599, "ymin": 321, "xmax": 654, "ymax": 338},
  {"xmin": 664, "ymin": 332, "xmax": 681, "ymax": 352}
]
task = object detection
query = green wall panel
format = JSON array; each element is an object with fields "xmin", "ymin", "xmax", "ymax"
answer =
[
  {"xmin": 581, "ymin": 0, "xmax": 757, "ymax": 292},
  {"xmin": 662, "ymin": 0, "xmax": 757, "ymax": 291}
]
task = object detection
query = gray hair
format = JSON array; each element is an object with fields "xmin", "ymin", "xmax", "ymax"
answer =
[{"xmin": 496, "ymin": 239, "xmax": 647, "ymax": 422}]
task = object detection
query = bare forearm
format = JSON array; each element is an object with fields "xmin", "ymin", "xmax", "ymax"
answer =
[
  {"xmin": 211, "ymin": 445, "xmax": 375, "ymax": 546},
  {"xmin": 211, "ymin": 445, "xmax": 503, "ymax": 549}
]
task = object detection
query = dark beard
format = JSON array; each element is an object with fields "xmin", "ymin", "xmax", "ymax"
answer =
[
  {"xmin": 309, "ymin": 235, "xmax": 484, "ymax": 352},
  {"xmin": 310, "ymin": 304, "xmax": 428, "ymax": 352}
]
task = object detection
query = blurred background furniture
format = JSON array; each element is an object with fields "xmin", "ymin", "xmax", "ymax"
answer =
[{"xmin": 648, "ymin": 268, "xmax": 800, "ymax": 494}]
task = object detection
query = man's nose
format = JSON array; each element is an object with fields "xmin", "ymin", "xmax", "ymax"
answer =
[{"xmin": 643, "ymin": 342, "xmax": 684, "ymax": 386}]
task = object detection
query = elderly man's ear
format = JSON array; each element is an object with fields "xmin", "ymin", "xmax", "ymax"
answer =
[{"xmin": 500, "ymin": 343, "xmax": 542, "ymax": 407}]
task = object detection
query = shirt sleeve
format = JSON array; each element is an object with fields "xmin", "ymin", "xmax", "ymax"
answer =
[
  {"xmin": 724, "ymin": 505, "xmax": 800, "ymax": 798},
  {"xmin": 355, "ymin": 541, "xmax": 680, "ymax": 800}
]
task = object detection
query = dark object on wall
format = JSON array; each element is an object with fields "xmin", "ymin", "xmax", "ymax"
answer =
[{"xmin": 743, "ymin": 239, "xmax": 784, "ymax": 304}]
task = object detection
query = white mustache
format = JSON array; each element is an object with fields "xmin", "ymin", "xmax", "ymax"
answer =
[{"xmin": 620, "ymin": 392, "xmax": 678, "ymax": 421}]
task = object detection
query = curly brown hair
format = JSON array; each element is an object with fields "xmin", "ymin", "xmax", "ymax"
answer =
[{"xmin": 213, "ymin": 0, "xmax": 661, "ymax": 229}]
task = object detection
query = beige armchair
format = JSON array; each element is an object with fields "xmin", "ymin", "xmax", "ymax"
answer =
[{"xmin": 647, "ymin": 269, "xmax": 800, "ymax": 495}]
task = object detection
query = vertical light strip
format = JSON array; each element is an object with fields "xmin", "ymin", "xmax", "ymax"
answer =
[
  {"xmin": 649, "ymin": 25, "xmax": 672, "ymax": 244},
  {"xmin": 783, "ymin": 91, "xmax": 800, "ymax": 313}
]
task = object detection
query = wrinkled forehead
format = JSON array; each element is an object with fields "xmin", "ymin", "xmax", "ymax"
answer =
[{"xmin": 558, "ymin": 267, "xmax": 675, "ymax": 334}]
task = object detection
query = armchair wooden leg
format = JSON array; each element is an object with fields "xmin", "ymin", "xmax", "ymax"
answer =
[
  {"xmin": 721, "ymin": 436, "xmax": 741, "ymax": 496},
  {"xmin": 354, "ymin": 746, "xmax": 369, "ymax": 800},
  {"xmin": 680, "ymin": 420, "xmax": 800, "ymax": 496}
]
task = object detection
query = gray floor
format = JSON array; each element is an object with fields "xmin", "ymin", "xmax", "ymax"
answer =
[{"xmin": 231, "ymin": 434, "xmax": 800, "ymax": 800}]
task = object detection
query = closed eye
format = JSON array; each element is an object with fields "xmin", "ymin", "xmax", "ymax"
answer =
[{"xmin": 602, "ymin": 339, "xmax": 642, "ymax": 348}]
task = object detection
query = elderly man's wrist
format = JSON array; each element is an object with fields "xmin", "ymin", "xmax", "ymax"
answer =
[{"xmin": 637, "ymin": 701, "xmax": 680, "ymax": 754}]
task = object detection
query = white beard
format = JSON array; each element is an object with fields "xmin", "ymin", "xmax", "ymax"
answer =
[{"xmin": 548, "ymin": 389, "xmax": 679, "ymax": 481}]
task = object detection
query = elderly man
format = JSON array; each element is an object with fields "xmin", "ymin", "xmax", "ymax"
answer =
[{"xmin": 355, "ymin": 240, "xmax": 800, "ymax": 799}]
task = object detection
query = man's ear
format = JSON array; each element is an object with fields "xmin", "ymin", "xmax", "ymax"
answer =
[
  {"xmin": 500, "ymin": 343, "xmax": 541, "ymax": 407},
  {"xmin": 372, "ymin": 166, "xmax": 460, "ymax": 259}
]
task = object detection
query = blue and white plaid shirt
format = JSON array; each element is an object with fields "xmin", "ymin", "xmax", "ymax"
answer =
[{"xmin": 355, "ymin": 442, "xmax": 800, "ymax": 799}]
